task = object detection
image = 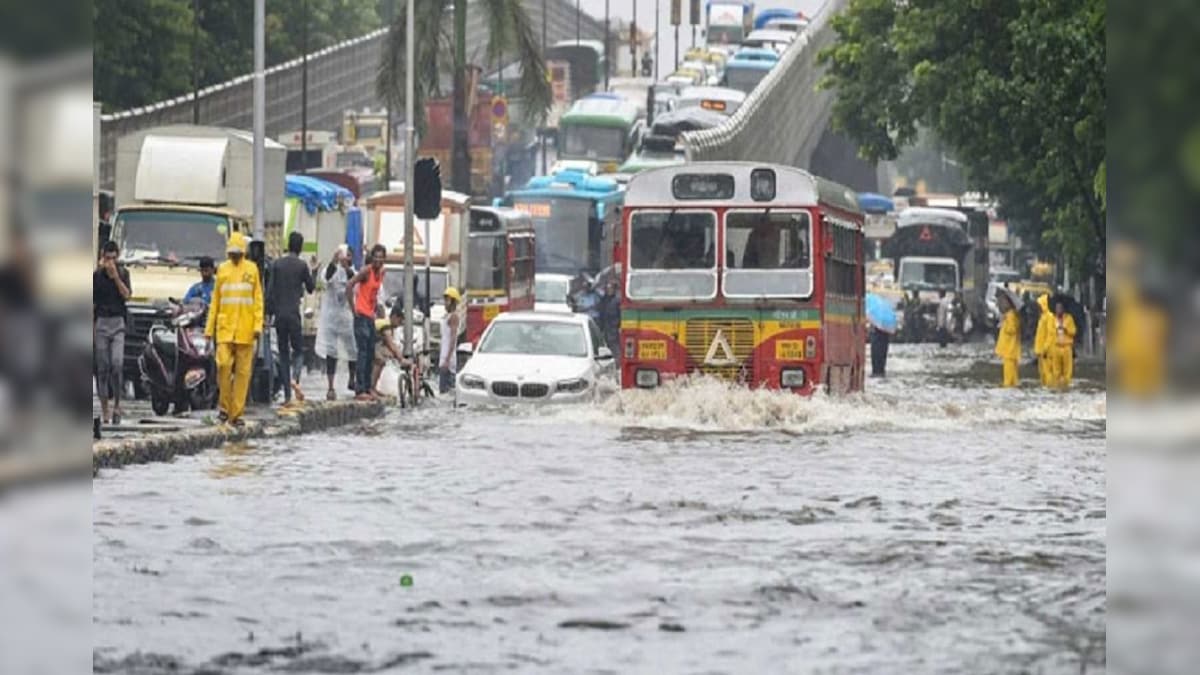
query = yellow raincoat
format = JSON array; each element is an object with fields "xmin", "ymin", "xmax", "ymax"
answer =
[
  {"xmin": 205, "ymin": 232, "xmax": 263, "ymax": 422},
  {"xmin": 1048, "ymin": 312, "xmax": 1076, "ymax": 389},
  {"xmin": 1034, "ymin": 294, "xmax": 1054, "ymax": 386},
  {"xmin": 995, "ymin": 308, "xmax": 1021, "ymax": 387}
]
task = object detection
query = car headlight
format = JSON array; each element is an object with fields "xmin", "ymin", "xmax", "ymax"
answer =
[
  {"xmin": 780, "ymin": 368, "xmax": 807, "ymax": 388},
  {"xmin": 635, "ymin": 369, "xmax": 659, "ymax": 388},
  {"xmin": 555, "ymin": 378, "xmax": 590, "ymax": 393},
  {"xmin": 460, "ymin": 374, "xmax": 486, "ymax": 390}
]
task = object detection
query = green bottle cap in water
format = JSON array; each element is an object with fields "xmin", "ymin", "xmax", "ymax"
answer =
[{"xmin": 400, "ymin": 574, "xmax": 413, "ymax": 587}]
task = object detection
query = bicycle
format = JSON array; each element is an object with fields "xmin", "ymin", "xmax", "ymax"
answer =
[{"xmin": 397, "ymin": 349, "xmax": 437, "ymax": 409}]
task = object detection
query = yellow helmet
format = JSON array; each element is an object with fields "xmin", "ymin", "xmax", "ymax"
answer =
[
  {"xmin": 227, "ymin": 231, "xmax": 249, "ymax": 254},
  {"xmin": 443, "ymin": 287, "xmax": 462, "ymax": 303}
]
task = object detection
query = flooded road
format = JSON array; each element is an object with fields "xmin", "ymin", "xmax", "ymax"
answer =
[{"xmin": 93, "ymin": 344, "xmax": 1106, "ymax": 673}]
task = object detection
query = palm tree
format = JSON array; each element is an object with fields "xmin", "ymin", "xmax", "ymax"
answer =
[{"xmin": 377, "ymin": 0, "xmax": 552, "ymax": 193}]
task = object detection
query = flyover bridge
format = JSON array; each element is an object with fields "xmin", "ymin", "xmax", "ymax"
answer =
[
  {"xmin": 683, "ymin": 0, "xmax": 886, "ymax": 193},
  {"xmin": 100, "ymin": 0, "xmax": 884, "ymax": 193}
]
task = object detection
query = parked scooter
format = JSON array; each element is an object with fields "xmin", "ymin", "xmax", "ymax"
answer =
[{"xmin": 138, "ymin": 299, "xmax": 217, "ymax": 416}]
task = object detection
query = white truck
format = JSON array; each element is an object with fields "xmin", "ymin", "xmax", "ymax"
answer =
[{"xmin": 110, "ymin": 125, "xmax": 287, "ymax": 392}]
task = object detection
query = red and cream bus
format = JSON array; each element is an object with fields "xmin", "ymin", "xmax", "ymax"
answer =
[
  {"xmin": 617, "ymin": 163, "xmax": 866, "ymax": 394},
  {"xmin": 464, "ymin": 206, "xmax": 536, "ymax": 345}
]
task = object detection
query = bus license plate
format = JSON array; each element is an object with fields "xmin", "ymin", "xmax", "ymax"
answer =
[
  {"xmin": 483, "ymin": 305, "xmax": 501, "ymax": 322},
  {"xmin": 638, "ymin": 340, "xmax": 667, "ymax": 361},
  {"xmin": 775, "ymin": 340, "xmax": 805, "ymax": 361}
]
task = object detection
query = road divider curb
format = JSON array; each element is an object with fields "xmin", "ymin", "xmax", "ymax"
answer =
[{"xmin": 92, "ymin": 400, "xmax": 385, "ymax": 474}]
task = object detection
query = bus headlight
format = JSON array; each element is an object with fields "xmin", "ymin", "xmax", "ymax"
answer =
[
  {"xmin": 780, "ymin": 368, "xmax": 807, "ymax": 388},
  {"xmin": 460, "ymin": 374, "xmax": 486, "ymax": 390},
  {"xmin": 635, "ymin": 369, "xmax": 660, "ymax": 388}
]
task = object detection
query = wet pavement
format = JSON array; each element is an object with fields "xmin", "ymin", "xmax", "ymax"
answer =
[{"xmin": 93, "ymin": 343, "xmax": 1106, "ymax": 673}]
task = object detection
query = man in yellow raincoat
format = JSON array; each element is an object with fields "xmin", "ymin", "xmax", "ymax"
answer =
[
  {"xmin": 1034, "ymin": 294, "xmax": 1055, "ymax": 386},
  {"xmin": 1048, "ymin": 298, "xmax": 1076, "ymax": 390},
  {"xmin": 994, "ymin": 294, "xmax": 1021, "ymax": 387},
  {"xmin": 205, "ymin": 232, "xmax": 264, "ymax": 426}
]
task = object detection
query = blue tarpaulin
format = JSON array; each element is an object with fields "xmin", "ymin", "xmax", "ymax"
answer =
[
  {"xmin": 286, "ymin": 174, "xmax": 353, "ymax": 214},
  {"xmin": 857, "ymin": 192, "xmax": 895, "ymax": 214},
  {"xmin": 345, "ymin": 207, "xmax": 364, "ymax": 269}
]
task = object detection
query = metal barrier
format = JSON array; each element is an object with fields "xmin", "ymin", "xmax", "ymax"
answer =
[{"xmin": 683, "ymin": 0, "xmax": 849, "ymax": 167}]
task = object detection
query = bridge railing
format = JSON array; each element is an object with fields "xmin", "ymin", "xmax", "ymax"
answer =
[{"xmin": 682, "ymin": 0, "xmax": 848, "ymax": 167}]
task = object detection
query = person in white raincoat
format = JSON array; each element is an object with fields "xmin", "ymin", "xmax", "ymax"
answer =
[{"xmin": 314, "ymin": 245, "xmax": 359, "ymax": 400}]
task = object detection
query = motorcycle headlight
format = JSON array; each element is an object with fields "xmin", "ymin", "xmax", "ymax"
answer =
[
  {"xmin": 190, "ymin": 335, "xmax": 209, "ymax": 352},
  {"xmin": 460, "ymin": 374, "xmax": 486, "ymax": 390},
  {"xmin": 555, "ymin": 378, "xmax": 590, "ymax": 393}
]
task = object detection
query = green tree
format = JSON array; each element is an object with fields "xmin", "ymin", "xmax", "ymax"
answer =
[
  {"xmin": 819, "ymin": 0, "xmax": 1105, "ymax": 274},
  {"xmin": 94, "ymin": 0, "xmax": 195, "ymax": 111},
  {"xmin": 376, "ymin": 0, "xmax": 551, "ymax": 192}
]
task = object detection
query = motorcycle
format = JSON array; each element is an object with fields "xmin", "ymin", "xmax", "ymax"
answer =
[{"xmin": 138, "ymin": 299, "xmax": 217, "ymax": 416}]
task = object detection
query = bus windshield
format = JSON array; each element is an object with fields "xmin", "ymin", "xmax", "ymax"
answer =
[
  {"xmin": 723, "ymin": 211, "xmax": 813, "ymax": 298},
  {"xmin": 626, "ymin": 210, "xmax": 717, "ymax": 300},
  {"xmin": 560, "ymin": 125, "xmax": 626, "ymax": 161},
  {"xmin": 467, "ymin": 234, "xmax": 506, "ymax": 291},
  {"xmin": 116, "ymin": 210, "xmax": 229, "ymax": 266},
  {"xmin": 516, "ymin": 198, "xmax": 593, "ymax": 274}
]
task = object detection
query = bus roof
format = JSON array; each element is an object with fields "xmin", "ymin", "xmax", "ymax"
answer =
[
  {"xmin": 469, "ymin": 205, "xmax": 533, "ymax": 233},
  {"xmin": 624, "ymin": 163, "xmax": 862, "ymax": 215},
  {"xmin": 731, "ymin": 47, "xmax": 780, "ymax": 63},
  {"xmin": 561, "ymin": 95, "xmax": 640, "ymax": 127},
  {"xmin": 897, "ymin": 206, "xmax": 968, "ymax": 229},
  {"xmin": 550, "ymin": 39, "xmax": 606, "ymax": 54},
  {"xmin": 507, "ymin": 169, "xmax": 624, "ymax": 202},
  {"xmin": 753, "ymin": 8, "xmax": 797, "ymax": 30}
]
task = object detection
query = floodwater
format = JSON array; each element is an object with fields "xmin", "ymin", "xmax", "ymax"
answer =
[{"xmin": 93, "ymin": 343, "xmax": 1106, "ymax": 674}]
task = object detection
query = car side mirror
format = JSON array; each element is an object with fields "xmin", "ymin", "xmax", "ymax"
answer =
[{"xmin": 596, "ymin": 346, "xmax": 613, "ymax": 361}]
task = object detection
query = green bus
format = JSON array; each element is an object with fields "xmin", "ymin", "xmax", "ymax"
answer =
[{"xmin": 558, "ymin": 94, "xmax": 644, "ymax": 174}]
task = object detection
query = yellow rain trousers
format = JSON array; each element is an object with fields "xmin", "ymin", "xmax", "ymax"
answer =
[
  {"xmin": 1048, "ymin": 313, "xmax": 1076, "ymax": 390},
  {"xmin": 995, "ymin": 309, "xmax": 1021, "ymax": 388}
]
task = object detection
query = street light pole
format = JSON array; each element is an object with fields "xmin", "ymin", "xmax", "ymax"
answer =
[
  {"xmin": 654, "ymin": 0, "xmax": 660, "ymax": 80},
  {"xmin": 604, "ymin": 0, "xmax": 610, "ymax": 89},
  {"xmin": 576, "ymin": 0, "xmax": 581, "ymax": 44},
  {"xmin": 253, "ymin": 0, "xmax": 264, "ymax": 240},
  {"xmin": 192, "ymin": 0, "xmax": 200, "ymax": 124},
  {"xmin": 541, "ymin": 0, "xmax": 547, "ymax": 175},
  {"xmin": 403, "ymin": 0, "xmax": 416, "ymax": 354},
  {"xmin": 631, "ymin": 0, "xmax": 638, "ymax": 78},
  {"xmin": 300, "ymin": 0, "xmax": 308, "ymax": 170}
]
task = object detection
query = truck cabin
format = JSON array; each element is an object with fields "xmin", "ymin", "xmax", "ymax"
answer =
[
  {"xmin": 885, "ymin": 207, "xmax": 971, "ymax": 298},
  {"xmin": 706, "ymin": 1, "xmax": 755, "ymax": 45},
  {"xmin": 545, "ymin": 40, "xmax": 608, "ymax": 101}
]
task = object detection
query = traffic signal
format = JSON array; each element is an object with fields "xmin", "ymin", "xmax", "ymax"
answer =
[{"xmin": 413, "ymin": 157, "xmax": 442, "ymax": 219}]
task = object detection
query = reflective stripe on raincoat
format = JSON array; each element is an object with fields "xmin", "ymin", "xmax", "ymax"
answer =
[{"xmin": 206, "ymin": 257, "xmax": 264, "ymax": 344}]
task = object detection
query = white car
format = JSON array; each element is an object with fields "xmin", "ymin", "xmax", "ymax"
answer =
[
  {"xmin": 535, "ymin": 273, "xmax": 574, "ymax": 313},
  {"xmin": 456, "ymin": 312, "xmax": 614, "ymax": 405}
]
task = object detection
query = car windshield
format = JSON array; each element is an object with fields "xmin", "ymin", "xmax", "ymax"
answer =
[
  {"xmin": 116, "ymin": 210, "xmax": 229, "ymax": 265},
  {"xmin": 724, "ymin": 67, "xmax": 769, "ymax": 93},
  {"xmin": 478, "ymin": 320, "xmax": 589, "ymax": 357},
  {"xmin": 626, "ymin": 210, "xmax": 717, "ymax": 300},
  {"xmin": 723, "ymin": 211, "xmax": 813, "ymax": 297},
  {"xmin": 515, "ymin": 198, "xmax": 594, "ymax": 275},
  {"xmin": 900, "ymin": 261, "xmax": 959, "ymax": 289},
  {"xmin": 535, "ymin": 277, "xmax": 571, "ymax": 304},
  {"xmin": 560, "ymin": 125, "xmax": 625, "ymax": 160}
]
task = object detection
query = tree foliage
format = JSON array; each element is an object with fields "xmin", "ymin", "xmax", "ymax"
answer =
[
  {"xmin": 94, "ymin": 0, "xmax": 382, "ymax": 112},
  {"xmin": 375, "ymin": 0, "xmax": 551, "ymax": 132},
  {"xmin": 818, "ymin": 0, "xmax": 1106, "ymax": 274}
]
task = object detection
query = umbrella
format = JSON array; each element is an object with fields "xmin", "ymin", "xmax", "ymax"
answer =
[
  {"xmin": 865, "ymin": 293, "xmax": 898, "ymax": 334},
  {"xmin": 995, "ymin": 286, "xmax": 1023, "ymax": 313}
]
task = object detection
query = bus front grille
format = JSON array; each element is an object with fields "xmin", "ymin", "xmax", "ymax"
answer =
[{"xmin": 684, "ymin": 318, "xmax": 756, "ymax": 381}]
